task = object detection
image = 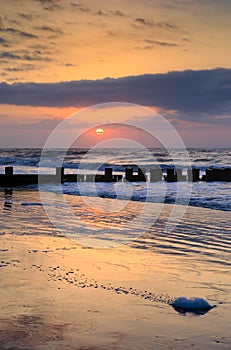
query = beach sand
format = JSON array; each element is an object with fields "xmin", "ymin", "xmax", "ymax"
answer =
[
  {"xmin": 0, "ymin": 190, "xmax": 231, "ymax": 349},
  {"xmin": 1, "ymin": 234, "xmax": 230, "ymax": 350}
]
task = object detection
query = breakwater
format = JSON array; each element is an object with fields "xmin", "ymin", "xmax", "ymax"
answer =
[{"xmin": 0, "ymin": 166, "xmax": 231, "ymax": 187}]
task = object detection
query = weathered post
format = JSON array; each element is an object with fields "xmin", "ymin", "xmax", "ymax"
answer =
[
  {"xmin": 86, "ymin": 174, "xmax": 94, "ymax": 182},
  {"xmin": 77, "ymin": 174, "xmax": 84, "ymax": 182},
  {"xmin": 125, "ymin": 168, "xmax": 133, "ymax": 182},
  {"xmin": 104, "ymin": 167, "xmax": 113, "ymax": 182},
  {"xmin": 176, "ymin": 168, "xmax": 183, "ymax": 182},
  {"xmin": 56, "ymin": 167, "xmax": 64, "ymax": 183},
  {"xmin": 188, "ymin": 168, "xmax": 200, "ymax": 182},
  {"xmin": 5, "ymin": 166, "xmax": 13, "ymax": 187},
  {"xmin": 222, "ymin": 168, "xmax": 231, "ymax": 182},
  {"xmin": 166, "ymin": 168, "xmax": 177, "ymax": 182},
  {"xmin": 206, "ymin": 168, "xmax": 216, "ymax": 182},
  {"xmin": 150, "ymin": 168, "xmax": 162, "ymax": 182},
  {"xmin": 137, "ymin": 167, "xmax": 146, "ymax": 181},
  {"xmin": 206, "ymin": 168, "xmax": 231, "ymax": 182}
]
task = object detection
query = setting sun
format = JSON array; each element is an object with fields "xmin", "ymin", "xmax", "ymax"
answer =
[{"xmin": 96, "ymin": 128, "xmax": 104, "ymax": 135}]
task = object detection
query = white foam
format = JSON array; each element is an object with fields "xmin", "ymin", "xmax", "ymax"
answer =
[{"xmin": 171, "ymin": 297, "xmax": 214, "ymax": 310}]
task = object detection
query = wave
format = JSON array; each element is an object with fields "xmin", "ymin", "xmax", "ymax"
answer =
[{"xmin": 0, "ymin": 148, "xmax": 230, "ymax": 212}]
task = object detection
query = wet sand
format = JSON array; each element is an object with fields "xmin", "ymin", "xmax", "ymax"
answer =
[
  {"xmin": 0, "ymin": 190, "xmax": 231, "ymax": 349},
  {"xmin": 0, "ymin": 233, "xmax": 230, "ymax": 350}
]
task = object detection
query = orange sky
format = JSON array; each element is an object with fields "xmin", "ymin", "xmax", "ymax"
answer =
[
  {"xmin": 0, "ymin": 0, "xmax": 230, "ymax": 83},
  {"xmin": 0, "ymin": 0, "xmax": 230, "ymax": 147}
]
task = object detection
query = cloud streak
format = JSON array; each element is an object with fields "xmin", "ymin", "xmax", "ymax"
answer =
[
  {"xmin": 0, "ymin": 68, "xmax": 230, "ymax": 124},
  {"xmin": 0, "ymin": 27, "xmax": 37, "ymax": 39},
  {"xmin": 70, "ymin": 2, "xmax": 90, "ymax": 12},
  {"xmin": 18, "ymin": 13, "xmax": 34, "ymax": 21},
  {"xmin": 136, "ymin": 39, "xmax": 179, "ymax": 49},
  {"xmin": 34, "ymin": 25, "xmax": 63, "ymax": 35},
  {"xmin": 0, "ymin": 37, "xmax": 10, "ymax": 47},
  {"xmin": 135, "ymin": 17, "xmax": 178, "ymax": 30},
  {"xmin": 95, "ymin": 9, "xmax": 126, "ymax": 17},
  {"xmin": 35, "ymin": 0, "xmax": 61, "ymax": 11},
  {"xmin": 0, "ymin": 50, "xmax": 53, "ymax": 62},
  {"xmin": 4, "ymin": 64, "xmax": 38, "ymax": 72}
]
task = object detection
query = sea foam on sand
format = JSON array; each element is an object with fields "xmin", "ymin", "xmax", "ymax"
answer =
[{"xmin": 171, "ymin": 297, "xmax": 215, "ymax": 311}]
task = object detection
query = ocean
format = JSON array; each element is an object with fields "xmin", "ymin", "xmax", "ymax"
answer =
[
  {"xmin": 0, "ymin": 147, "xmax": 230, "ymax": 256},
  {"xmin": 0, "ymin": 148, "xmax": 230, "ymax": 211}
]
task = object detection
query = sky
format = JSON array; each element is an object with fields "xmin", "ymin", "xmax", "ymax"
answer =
[{"xmin": 0, "ymin": 0, "xmax": 230, "ymax": 148}]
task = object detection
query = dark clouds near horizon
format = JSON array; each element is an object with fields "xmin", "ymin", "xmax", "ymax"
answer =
[{"xmin": 0, "ymin": 68, "xmax": 230, "ymax": 123}]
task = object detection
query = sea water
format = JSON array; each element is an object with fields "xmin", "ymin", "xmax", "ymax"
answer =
[
  {"xmin": 0, "ymin": 147, "xmax": 230, "ymax": 264},
  {"xmin": 0, "ymin": 148, "xmax": 230, "ymax": 211}
]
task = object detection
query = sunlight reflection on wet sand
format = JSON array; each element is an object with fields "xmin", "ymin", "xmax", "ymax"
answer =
[{"xmin": 0, "ymin": 190, "xmax": 230, "ymax": 349}]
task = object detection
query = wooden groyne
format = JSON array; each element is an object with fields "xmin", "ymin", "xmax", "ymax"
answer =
[{"xmin": 0, "ymin": 166, "xmax": 231, "ymax": 187}]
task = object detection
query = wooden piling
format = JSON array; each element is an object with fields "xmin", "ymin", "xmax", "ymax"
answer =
[
  {"xmin": 104, "ymin": 167, "xmax": 113, "ymax": 182},
  {"xmin": 150, "ymin": 168, "xmax": 162, "ymax": 182},
  {"xmin": 85, "ymin": 174, "xmax": 95, "ymax": 182},
  {"xmin": 188, "ymin": 169, "xmax": 200, "ymax": 182},
  {"xmin": 222, "ymin": 168, "xmax": 231, "ymax": 182},
  {"xmin": 206, "ymin": 168, "xmax": 231, "ymax": 182},
  {"xmin": 5, "ymin": 167, "xmax": 13, "ymax": 187},
  {"xmin": 125, "ymin": 168, "xmax": 133, "ymax": 182},
  {"xmin": 165, "ymin": 168, "xmax": 177, "ymax": 182},
  {"xmin": 77, "ymin": 174, "xmax": 85, "ymax": 182},
  {"xmin": 56, "ymin": 167, "xmax": 64, "ymax": 183},
  {"xmin": 137, "ymin": 168, "xmax": 146, "ymax": 182},
  {"xmin": 114, "ymin": 175, "xmax": 123, "ymax": 182},
  {"xmin": 176, "ymin": 168, "xmax": 183, "ymax": 182}
]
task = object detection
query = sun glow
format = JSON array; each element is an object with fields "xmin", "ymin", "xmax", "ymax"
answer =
[{"xmin": 96, "ymin": 128, "xmax": 104, "ymax": 135}]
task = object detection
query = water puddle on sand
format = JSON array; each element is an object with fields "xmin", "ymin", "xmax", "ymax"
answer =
[{"xmin": 0, "ymin": 189, "xmax": 230, "ymax": 263}]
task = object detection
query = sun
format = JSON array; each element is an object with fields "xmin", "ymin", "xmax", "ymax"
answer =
[{"xmin": 96, "ymin": 128, "xmax": 104, "ymax": 135}]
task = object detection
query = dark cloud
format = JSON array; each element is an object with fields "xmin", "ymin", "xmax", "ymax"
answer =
[
  {"xmin": 0, "ymin": 27, "xmax": 37, "ymax": 39},
  {"xmin": 0, "ymin": 69, "xmax": 230, "ymax": 124}
]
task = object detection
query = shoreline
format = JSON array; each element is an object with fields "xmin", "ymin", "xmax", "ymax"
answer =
[{"xmin": 1, "ymin": 188, "xmax": 230, "ymax": 261}]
